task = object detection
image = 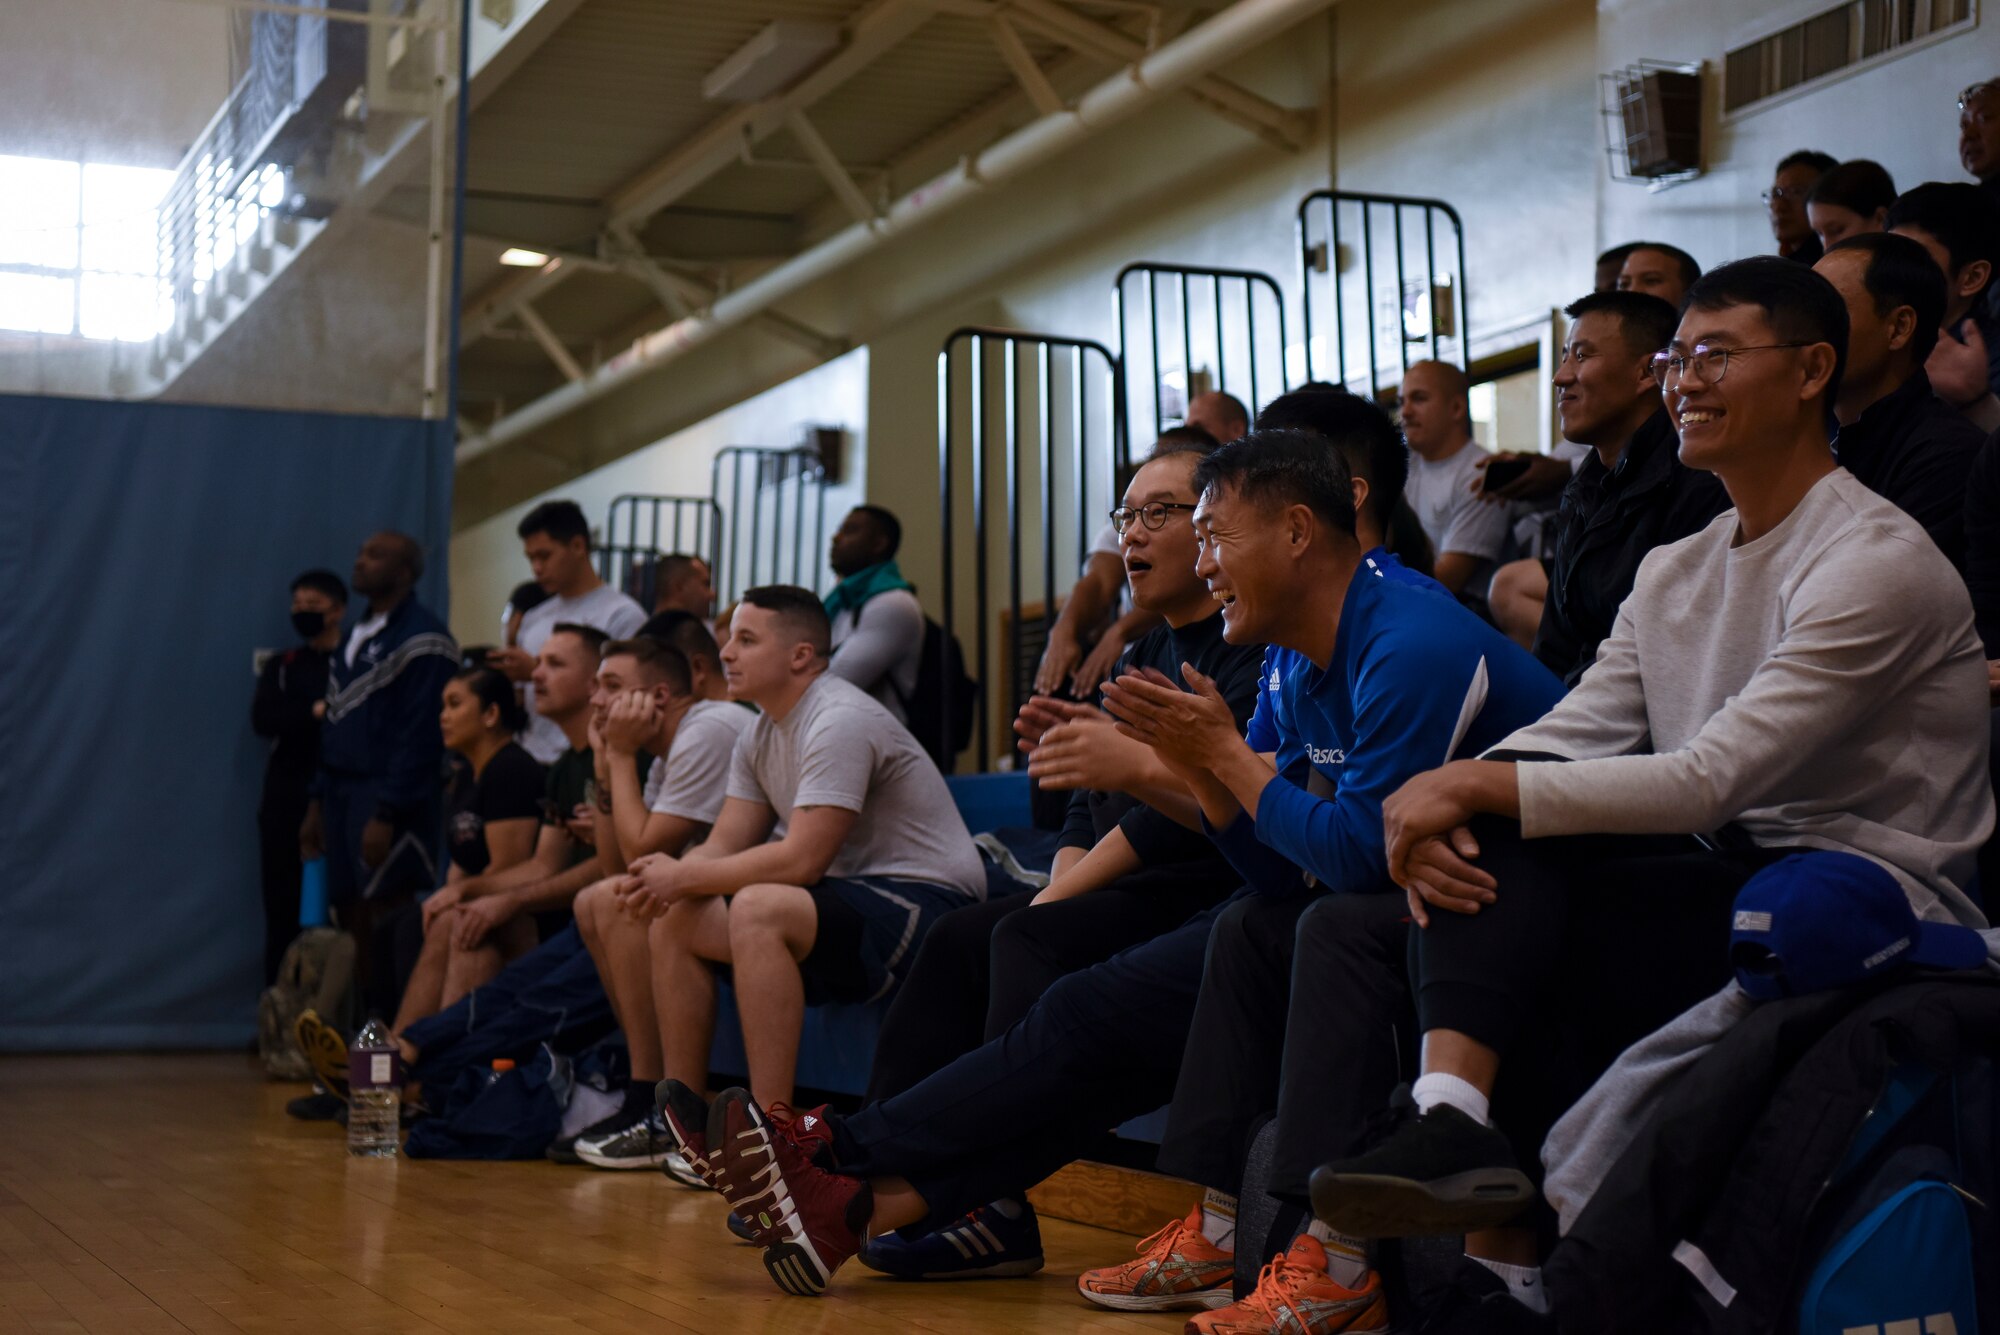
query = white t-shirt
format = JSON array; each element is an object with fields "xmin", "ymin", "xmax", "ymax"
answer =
[
  {"xmin": 516, "ymin": 581, "xmax": 647, "ymax": 763},
  {"xmin": 641, "ymin": 698, "xmax": 754, "ymax": 825},
  {"xmin": 1406, "ymin": 439, "xmax": 1509, "ymax": 564},
  {"xmin": 1086, "ymin": 520, "xmax": 1133, "ymax": 617},
  {"xmin": 827, "ymin": 588, "xmax": 925, "ymax": 725},
  {"xmin": 726, "ymin": 675, "xmax": 985, "ymax": 898}
]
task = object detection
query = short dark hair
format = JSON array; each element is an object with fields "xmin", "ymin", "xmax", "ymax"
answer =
[
  {"xmin": 663, "ymin": 615, "xmax": 722, "ymax": 674},
  {"xmin": 1254, "ymin": 387, "xmax": 1406, "ymax": 529},
  {"xmin": 1563, "ymin": 290, "xmax": 1681, "ymax": 359},
  {"xmin": 1777, "ymin": 149, "xmax": 1839, "ymax": 176},
  {"xmin": 547, "ymin": 621, "xmax": 608, "ymax": 660},
  {"xmin": 1683, "ymin": 256, "xmax": 1847, "ymax": 420},
  {"xmin": 451, "ymin": 664, "xmax": 529, "ymax": 734},
  {"xmin": 1827, "ymin": 232, "xmax": 1949, "ymax": 363},
  {"xmin": 1807, "ymin": 160, "xmax": 1897, "ymax": 219},
  {"xmin": 518, "ymin": 499, "xmax": 592, "ymax": 549},
  {"xmin": 291, "ymin": 568, "xmax": 348, "ymax": 605},
  {"xmin": 638, "ymin": 609, "xmax": 698, "ymax": 641},
  {"xmin": 1196, "ymin": 391, "xmax": 1251, "ymax": 438},
  {"xmin": 851, "ymin": 505, "xmax": 903, "ymax": 559},
  {"xmin": 1888, "ymin": 182, "xmax": 2000, "ymax": 296},
  {"xmin": 507, "ymin": 579, "xmax": 549, "ymax": 617},
  {"xmin": 1192, "ymin": 428, "xmax": 1359, "ymax": 538},
  {"xmin": 1597, "ymin": 242, "xmax": 1640, "ymax": 269},
  {"xmin": 654, "ymin": 552, "xmax": 709, "ymax": 584},
  {"xmin": 600, "ymin": 637, "xmax": 694, "ymax": 695},
  {"xmin": 739, "ymin": 585, "xmax": 832, "ymax": 657},
  {"xmin": 1150, "ymin": 423, "xmax": 1221, "ymax": 458},
  {"xmin": 1626, "ymin": 242, "xmax": 1703, "ymax": 290}
]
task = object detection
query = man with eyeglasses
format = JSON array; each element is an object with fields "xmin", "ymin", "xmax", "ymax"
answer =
[
  {"xmin": 1306, "ymin": 257, "xmax": 1990, "ymax": 1324},
  {"xmin": 662, "ymin": 423, "xmax": 1562, "ymax": 1305},
  {"xmin": 1766, "ymin": 149, "xmax": 1837, "ymax": 265},
  {"xmin": 1963, "ymin": 79, "xmax": 2000, "ymax": 200},
  {"xmin": 843, "ymin": 432, "xmax": 1265, "ymax": 1282}
]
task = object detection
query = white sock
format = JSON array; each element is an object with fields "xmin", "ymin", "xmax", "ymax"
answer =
[
  {"xmin": 1412, "ymin": 1072, "xmax": 1490, "ymax": 1126},
  {"xmin": 1304, "ymin": 1219, "xmax": 1372, "ymax": 1288},
  {"xmin": 1199, "ymin": 1188, "xmax": 1237, "ymax": 1251},
  {"xmin": 1469, "ymin": 1256, "xmax": 1550, "ymax": 1314}
]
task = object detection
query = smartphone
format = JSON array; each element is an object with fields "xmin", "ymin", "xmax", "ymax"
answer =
[{"xmin": 1481, "ymin": 456, "xmax": 1532, "ymax": 493}]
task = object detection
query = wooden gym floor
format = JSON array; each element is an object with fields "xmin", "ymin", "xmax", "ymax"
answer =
[{"xmin": 0, "ymin": 1054, "xmax": 1182, "ymax": 1334}]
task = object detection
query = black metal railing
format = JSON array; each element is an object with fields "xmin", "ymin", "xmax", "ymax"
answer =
[
  {"xmin": 1297, "ymin": 190, "xmax": 1468, "ymax": 399},
  {"xmin": 709, "ymin": 446, "xmax": 829, "ymax": 606},
  {"xmin": 937, "ymin": 327, "xmax": 1126, "ymax": 770},
  {"xmin": 597, "ymin": 494, "xmax": 721, "ymax": 609},
  {"xmin": 1114, "ymin": 261, "xmax": 1289, "ymax": 441}
]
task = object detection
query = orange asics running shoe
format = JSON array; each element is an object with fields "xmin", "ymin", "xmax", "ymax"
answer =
[
  {"xmin": 1187, "ymin": 1236, "xmax": 1389, "ymax": 1335},
  {"xmin": 1076, "ymin": 1206, "xmax": 1235, "ymax": 1312}
]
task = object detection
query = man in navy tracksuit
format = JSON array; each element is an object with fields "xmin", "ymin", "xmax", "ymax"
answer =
[
  {"xmin": 670, "ymin": 426, "xmax": 1563, "ymax": 1301},
  {"xmin": 303, "ymin": 531, "xmax": 457, "ymax": 1003}
]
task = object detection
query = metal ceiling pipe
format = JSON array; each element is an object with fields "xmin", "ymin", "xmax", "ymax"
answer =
[{"xmin": 457, "ymin": 0, "xmax": 1332, "ymax": 463}]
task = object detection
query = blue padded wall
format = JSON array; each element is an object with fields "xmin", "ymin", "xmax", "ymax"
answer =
[{"xmin": 0, "ymin": 394, "xmax": 451, "ymax": 1049}]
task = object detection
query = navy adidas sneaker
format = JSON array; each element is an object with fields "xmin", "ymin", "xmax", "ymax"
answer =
[{"xmin": 857, "ymin": 1201, "xmax": 1045, "ymax": 1280}]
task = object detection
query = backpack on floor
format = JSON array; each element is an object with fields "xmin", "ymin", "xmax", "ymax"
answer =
[
  {"xmin": 1797, "ymin": 1145, "xmax": 1978, "ymax": 1335},
  {"xmin": 404, "ymin": 1043, "xmax": 574, "ymax": 1160},
  {"xmin": 258, "ymin": 926, "xmax": 355, "ymax": 1079}
]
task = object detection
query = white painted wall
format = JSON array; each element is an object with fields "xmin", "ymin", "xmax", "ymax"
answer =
[
  {"xmin": 1597, "ymin": 0, "xmax": 1992, "ymax": 272},
  {"xmin": 448, "ymin": 347, "xmax": 869, "ymax": 643}
]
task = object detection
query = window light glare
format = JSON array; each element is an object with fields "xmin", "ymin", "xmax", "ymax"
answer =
[{"xmin": 499, "ymin": 247, "xmax": 549, "ymax": 267}]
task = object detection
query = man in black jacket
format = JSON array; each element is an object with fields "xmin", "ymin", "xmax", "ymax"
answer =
[
  {"xmin": 1819, "ymin": 233, "xmax": 1984, "ymax": 568},
  {"xmin": 253, "ymin": 569, "xmax": 346, "ymax": 983},
  {"xmin": 1523, "ymin": 291, "xmax": 1728, "ymax": 685}
]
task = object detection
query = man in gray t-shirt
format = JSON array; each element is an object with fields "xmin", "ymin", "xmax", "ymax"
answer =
[{"xmin": 619, "ymin": 585, "xmax": 983, "ymax": 1109}]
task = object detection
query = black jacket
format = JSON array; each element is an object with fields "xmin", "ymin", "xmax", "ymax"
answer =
[
  {"xmin": 252, "ymin": 644, "xmax": 330, "ymax": 801},
  {"xmin": 1546, "ymin": 974, "xmax": 2000, "ymax": 1335},
  {"xmin": 1533, "ymin": 411, "xmax": 1729, "ymax": 687},
  {"xmin": 1963, "ymin": 427, "xmax": 2000, "ymax": 654},
  {"xmin": 1833, "ymin": 369, "xmax": 1983, "ymax": 570},
  {"xmin": 320, "ymin": 595, "xmax": 459, "ymax": 818},
  {"xmin": 1059, "ymin": 606, "xmax": 1265, "ymax": 866}
]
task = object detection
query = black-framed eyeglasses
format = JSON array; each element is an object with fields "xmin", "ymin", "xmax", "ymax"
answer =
[
  {"xmin": 1650, "ymin": 342, "xmax": 1813, "ymax": 388},
  {"xmin": 1759, "ymin": 185, "xmax": 1811, "ymax": 203},
  {"xmin": 1110, "ymin": 502, "xmax": 1199, "ymax": 536}
]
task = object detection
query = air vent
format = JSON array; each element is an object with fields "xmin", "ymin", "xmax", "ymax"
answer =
[{"xmin": 1725, "ymin": 0, "xmax": 1975, "ymax": 114}]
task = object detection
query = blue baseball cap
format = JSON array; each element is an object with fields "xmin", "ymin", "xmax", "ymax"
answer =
[{"xmin": 1729, "ymin": 851, "xmax": 1988, "ymax": 1002}]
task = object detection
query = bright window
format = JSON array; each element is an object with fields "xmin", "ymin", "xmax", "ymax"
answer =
[{"xmin": 0, "ymin": 154, "xmax": 174, "ymax": 341}]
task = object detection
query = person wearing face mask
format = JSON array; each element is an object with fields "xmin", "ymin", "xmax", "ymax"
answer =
[{"xmin": 252, "ymin": 569, "xmax": 347, "ymax": 984}]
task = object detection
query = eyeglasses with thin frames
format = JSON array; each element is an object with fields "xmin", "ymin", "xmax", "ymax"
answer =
[
  {"xmin": 1110, "ymin": 502, "xmax": 1199, "ymax": 536},
  {"xmin": 1650, "ymin": 342, "xmax": 1813, "ymax": 389}
]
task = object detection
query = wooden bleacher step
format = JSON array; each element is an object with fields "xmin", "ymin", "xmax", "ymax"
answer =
[{"xmin": 1027, "ymin": 1160, "xmax": 1205, "ymax": 1237}]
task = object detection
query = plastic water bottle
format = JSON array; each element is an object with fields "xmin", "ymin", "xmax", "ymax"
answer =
[{"xmin": 347, "ymin": 1018, "xmax": 401, "ymax": 1158}]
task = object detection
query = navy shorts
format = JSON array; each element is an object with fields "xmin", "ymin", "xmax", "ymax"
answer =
[{"xmin": 799, "ymin": 876, "xmax": 975, "ymax": 1006}]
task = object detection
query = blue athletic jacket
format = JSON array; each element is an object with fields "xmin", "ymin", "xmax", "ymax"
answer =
[
  {"xmin": 319, "ymin": 595, "xmax": 459, "ymax": 817},
  {"xmin": 1212, "ymin": 557, "xmax": 1564, "ymax": 897}
]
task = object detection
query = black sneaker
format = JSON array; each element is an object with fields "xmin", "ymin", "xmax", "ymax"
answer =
[
  {"xmin": 1309, "ymin": 1102, "xmax": 1535, "ymax": 1236},
  {"xmin": 548, "ymin": 1100, "xmax": 646, "ymax": 1164},
  {"xmin": 1414, "ymin": 1256, "xmax": 1555, "ymax": 1334},
  {"xmin": 285, "ymin": 1089, "xmax": 344, "ymax": 1121},
  {"xmin": 577, "ymin": 1109, "xmax": 672, "ymax": 1170}
]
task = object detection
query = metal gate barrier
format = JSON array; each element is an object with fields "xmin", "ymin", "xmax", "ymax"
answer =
[
  {"xmin": 938, "ymin": 326, "xmax": 1126, "ymax": 770},
  {"xmin": 598, "ymin": 494, "xmax": 722, "ymax": 610},
  {"xmin": 709, "ymin": 445, "xmax": 830, "ymax": 606},
  {"xmin": 1114, "ymin": 261, "xmax": 1289, "ymax": 442},
  {"xmin": 1297, "ymin": 191, "xmax": 1468, "ymax": 399}
]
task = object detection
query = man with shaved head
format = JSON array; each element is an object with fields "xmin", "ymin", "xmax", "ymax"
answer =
[
  {"xmin": 1399, "ymin": 360, "xmax": 1509, "ymax": 597},
  {"xmin": 304, "ymin": 529, "xmax": 458, "ymax": 1006}
]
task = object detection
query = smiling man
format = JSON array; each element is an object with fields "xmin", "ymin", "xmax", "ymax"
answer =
[
  {"xmin": 1509, "ymin": 291, "xmax": 1728, "ymax": 683},
  {"xmin": 658, "ymin": 427, "xmax": 1559, "ymax": 1309},
  {"xmin": 1308, "ymin": 257, "xmax": 1991, "ymax": 1323}
]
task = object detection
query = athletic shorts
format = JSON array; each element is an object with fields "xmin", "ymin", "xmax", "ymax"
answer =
[{"xmin": 798, "ymin": 876, "xmax": 974, "ymax": 1007}]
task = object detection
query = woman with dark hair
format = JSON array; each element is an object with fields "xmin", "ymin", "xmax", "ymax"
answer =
[
  {"xmin": 388, "ymin": 667, "xmax": 547, "ymax": 1029},
  {"xmin": 1807, "ymin": 159, "xmax": 1897, "ymax": 250}
]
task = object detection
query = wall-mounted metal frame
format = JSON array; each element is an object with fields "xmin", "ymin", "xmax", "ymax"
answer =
[
  {"xmin": 709, "ymin": 445, "xmax": 829, "ymax": 606},
  {"xmin": 1297, "ymin": 190, "xmax": 1469, "ymax": 401},
  {"xmin": 597, "ymin": 494, "xmax": 722, "ymax": 610},
  {"xmin": 938, "ymin": 326, "xmax": 1125, "ymax": 770},
  {"xmin": 1113, "ymin": 261, "xmax": 1289, "ymax": 442}
]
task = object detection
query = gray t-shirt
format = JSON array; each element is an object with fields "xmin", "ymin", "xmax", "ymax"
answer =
[
  {"xmin": 642, "ymin": 698, "xmax": 754, "ymax": 825},
  {"xmin": 1407, "ymin": 439, "xmax": 1509, "ymax": 563},
  {"xmin": 517, "ymin": 582, "xmax": 647, "ymax": 763},
  {"xmin": 726, "ymin": 674, "xmax": 985, "ymax": 898},
  {"xmin": 828, "ymin": 588, "xmax": 924, "ymax": 725}
]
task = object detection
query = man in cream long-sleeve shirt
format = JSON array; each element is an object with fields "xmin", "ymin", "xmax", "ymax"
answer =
[{"xmin": 1306, "ymin": 257, "xmax": 1993, "ymax": 1319}]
